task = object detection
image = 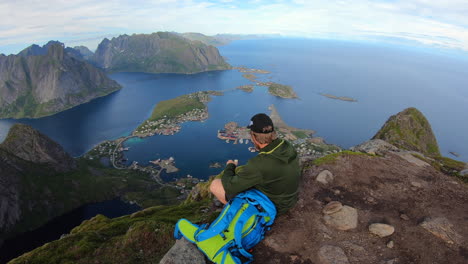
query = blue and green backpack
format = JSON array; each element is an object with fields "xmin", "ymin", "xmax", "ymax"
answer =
[{"xmin": 174, "ymin": 189, "xmax": 277, "ymax": 264}]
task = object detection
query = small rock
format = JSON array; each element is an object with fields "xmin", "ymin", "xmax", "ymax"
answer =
[
  {"xmin": 380, "ymin": 259, "xmax": 398, "ymax": 264},
  {"xmin": 323, "ymin": 201, "xmax": 343, "ymax": 215},
  {"xmin": 160, "ymin": 238, "xmax": 206, "ymax": 264},
  {"xmin": 318, "ymin": 245, "xmax": 350, "ymax": 264},
  {"xmin": 213, "ymin": 200, "xmax": 222, "ymax": 207},
  {"xmin": 420, "ymin": 217, "xmax": 462, "ymax": 245},
  {"xmin": 410, "ymin": 181, "xmax": 422, "ymax": 188},
  {"xmin": 387, "ymin": 240, "xmax": 394, "ymax": 248},
  {"xmin": 366, "ymin": 197, "xmax": 376, "ymax": 203},
  {"xmin": 334, "ymin": 189, "xmax": 341, "ymax": 195},
  {"xmin": 290, "ymin": 254, "xmax": 300, "ymax": 262},
  {"xmin": 460, "ymin": 169, "xmax": 468, "ymax": 176},
  {"xmin": 369, "ymin": 223, "xmax": 395, "ymax": 237},
  {"xmin": 400, "ymin": 214, "xmax": 410, "ymax": 221},
  {"xmin": 316, "ymin": 170, "xmax": 334, "ymax": 185},
  {"xmin": 323, "ymin": 205, "xmax": 358, "ymax": 231}
]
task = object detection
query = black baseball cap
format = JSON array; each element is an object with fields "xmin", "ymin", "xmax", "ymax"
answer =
[{"xmin": 247, "ymin": 113, "xmax": 274, "ymax": 133}]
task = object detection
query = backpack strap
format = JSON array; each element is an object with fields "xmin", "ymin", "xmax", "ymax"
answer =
[
  {"xmin": 233, "ymin": 205, "xmax": 258, "ymax": 261},
  {"xmin": 195, "ymin": 197, "xmax": 245, "ymax": 242}
]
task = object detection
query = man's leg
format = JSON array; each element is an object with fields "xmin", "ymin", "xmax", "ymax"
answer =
[{"xmin": 209, "ymin": 179, "xmax": 227, "ymax": 204}]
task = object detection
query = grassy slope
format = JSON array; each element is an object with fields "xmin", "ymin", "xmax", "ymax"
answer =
[{"xmin": 149, "ymin": 95, "xmax": 204, "ymax": 121}]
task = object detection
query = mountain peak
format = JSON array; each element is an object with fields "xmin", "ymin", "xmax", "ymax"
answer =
[
  {"xmin": 0, "ymin": 124, "xmax": 76, "ymax": 172},
  {"xmin": 372, "ymin": 107, "xmax": 440, "ymax": 156}
]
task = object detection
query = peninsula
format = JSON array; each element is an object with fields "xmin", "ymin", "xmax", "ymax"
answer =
[
  {"xmin": 133, "ymin": 91, "xmax": 221, "ymax": 138},
  {"xmin": 320, "ymin": 93, "xmax": 357, "ymax": 102}
]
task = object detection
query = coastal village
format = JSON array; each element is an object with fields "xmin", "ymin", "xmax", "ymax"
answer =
[
  {"xmin": 83, "ymin": 91, "xmax": 220, "ymax": 197},
  {"xmin": 217, "ymin": 104, "xmax": 342, "ymax": 161}
]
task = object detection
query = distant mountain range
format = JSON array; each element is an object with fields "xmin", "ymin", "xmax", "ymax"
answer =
[
  {"xmin": 92, "ymin": 32, "xmax": 231, "ymax": 74},
  {"xmin": 179, "ymin": 32, "xmax": 282, "ymax": 46},
  {"xmin": 0, "ymin": 41, "xmax": 121, "ymax": 119}
]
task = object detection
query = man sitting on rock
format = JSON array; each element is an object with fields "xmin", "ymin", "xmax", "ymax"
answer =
[{"xmin": 210, "ymin": 113, "xmax": 300, "ymax": 215}]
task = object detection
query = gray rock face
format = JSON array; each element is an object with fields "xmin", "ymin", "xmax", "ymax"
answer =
[
  {"xmin": 316, "ymin": 170, "xmax": 334, "ymax": 185},
  {"xmin": 323, "ymin": 203, "xmax": 358, "ymax": 231},
  {"xmin": 93, "ymin": 32, "xmax": 230, "ymax": 74},
  {"xmin": 420, "ymin": 217, "xmax": 462, "ymax": 245},
  {"xmin": 0, "ymin": 150, "xmax": 22, "ymax": 232},
  {"xmin": 160, "ymin": 238, "xmax": 206, "ymax": 264},
  {"xmin": 0, "ymin": 41, "xmax": 121, "ymax": 118},
  {"xmin": 350, "ymin": 139, "xmax": 398, "ymax": 155},
  {"xmin": 368, "ymin": 223, "xmax": 395, "ymax": 237},
  {"xmin": 460, "ymin": 169, "xmax": 468, "ymax": 176},
  {"xmin": 318, "ymin": 245, "xmax": 349, "ymax": 264}
]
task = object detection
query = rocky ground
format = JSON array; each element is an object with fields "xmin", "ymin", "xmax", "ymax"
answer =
[
  {"xmin": 252, "ymin": 146, "xmax": 468, "ymax": 264},
  {"xmin": 161, "ymin": 140, "xmax": 468, "ymax": 264}
]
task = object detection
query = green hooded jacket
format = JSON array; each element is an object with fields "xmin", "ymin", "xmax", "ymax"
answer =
[{"xmin": 221, "ymin": 138, "xmax": 300, "ymax": 215}]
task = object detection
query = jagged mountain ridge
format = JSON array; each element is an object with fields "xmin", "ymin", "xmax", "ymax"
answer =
[
  {"xmin": 0, "ymin": 41, "xmax": 121, "ymax": 119},
  {"xmin": 92, "ymin": 32, "xmax": 231, "ymax": 74}
]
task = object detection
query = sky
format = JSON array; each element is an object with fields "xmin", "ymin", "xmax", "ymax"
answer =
[{"xmin": 1, "ymin": 0, "xmax": 468, "ymax": 55}]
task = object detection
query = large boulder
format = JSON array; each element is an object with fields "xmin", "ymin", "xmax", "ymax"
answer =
[{"xmin": 160, "ymin": 238, "xmax": 206, "ymax": 264}]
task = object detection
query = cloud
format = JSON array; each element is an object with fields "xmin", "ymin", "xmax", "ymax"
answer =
[{"xmin": 1, "ymin": 0, "xmax": 468, "ymax": 54}]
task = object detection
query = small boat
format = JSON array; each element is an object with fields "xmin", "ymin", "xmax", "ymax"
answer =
[
  {"xmin": 226, "ymin": 139, "xmax": 229, "ymax": 143},
  {"xmin": 245, "ymin": 139, "xmax": 249, "ymax": 144},
  {"xmin": 239, "ymin": 139, "xmax": 244, "ymax": 144}
]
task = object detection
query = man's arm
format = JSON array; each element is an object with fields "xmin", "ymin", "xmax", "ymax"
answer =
[{"xmin": 221, "ymin": 159, "xmax": 262, "ymax": 198}]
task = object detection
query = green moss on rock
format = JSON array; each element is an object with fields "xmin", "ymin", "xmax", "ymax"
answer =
[{"xmin": 373, "ymin": 107, "xmax": 440, "ymax": 156}]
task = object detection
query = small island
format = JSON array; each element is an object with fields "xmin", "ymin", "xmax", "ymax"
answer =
[
  {"xmin": 233, "ymin": 66, "xmax": 270, "ymax": 74},
  {"xmin": 320, "ymin": 93, "xmax": 357, "ymax": 102},
  {"xmin": 236, "ymin": 85, "xmax": 254, "ymax": 93},
  {"xmin": 242, "ymin": 73, "xmax": 257, "ymax": 82},
  {"xmin": 267, "ymin": 83, "xmax": 298, "ymax": 99}
]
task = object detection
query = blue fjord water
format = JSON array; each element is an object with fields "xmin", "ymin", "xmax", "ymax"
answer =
[{"xmin": 0, "ymin": 38, "xmax": 467, "ymax": 173}]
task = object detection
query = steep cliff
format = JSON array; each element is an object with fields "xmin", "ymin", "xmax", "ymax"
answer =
[
  {"xmin": 92, "ymin": 32, "xmax": 231, "ymax": 74},
  {"xmin": 0, "ymin": 124, "xmax": 172, "ymax": 255},
  {"xmin": 0, "ymin": 41, "xmax": 121, "ymax": 119},
  {"xmin": 372, "ymin": 107, "xmax": 440, "ymax": 156}
]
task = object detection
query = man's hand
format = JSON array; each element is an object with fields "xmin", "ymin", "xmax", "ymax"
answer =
[{"xmin": 226, "ymin": 159, "xmax": 238, "ymax": 166}]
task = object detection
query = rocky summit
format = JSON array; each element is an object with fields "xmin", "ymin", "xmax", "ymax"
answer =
[
  {"xmin": 92, "ymin": 32, "xmax": 231, "ymax": 74},
  {"xmin": 372, "ymin": 107, "xmax": 440, "ymax": 156},
  {"xmin": 0, "ymin": 41, "xmax": 121, "ymax": 118}
]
